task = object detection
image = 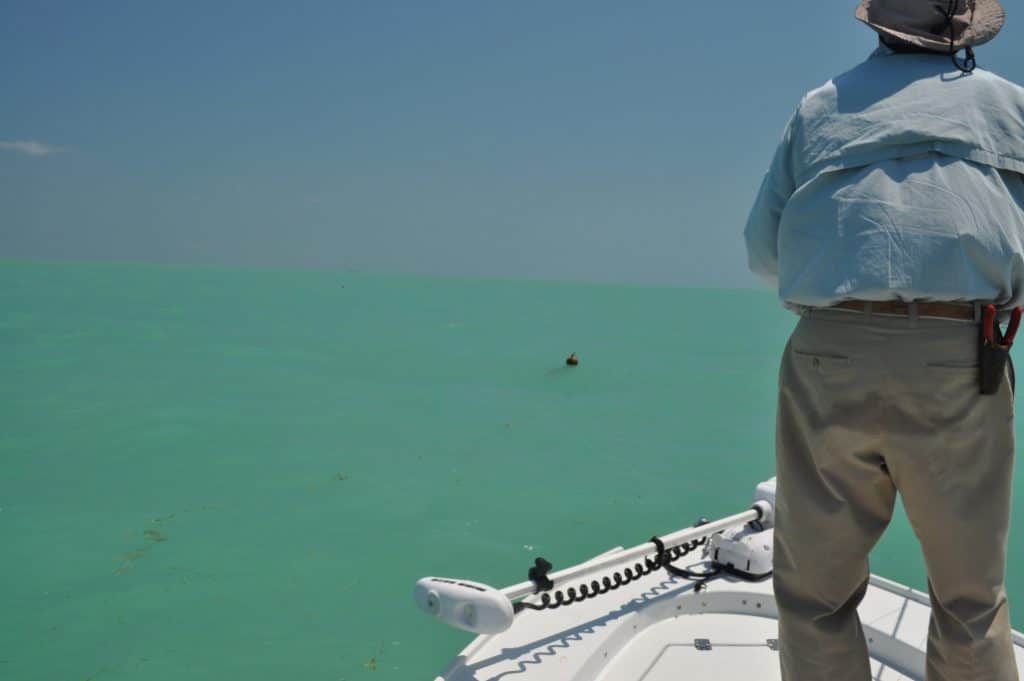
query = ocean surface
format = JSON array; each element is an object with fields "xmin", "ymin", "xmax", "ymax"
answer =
[{"xmin": 3, "ymin": 259, "xmax": 1024, "ymax": 680}]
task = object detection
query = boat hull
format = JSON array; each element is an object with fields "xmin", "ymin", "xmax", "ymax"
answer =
[{"xmin": 433, "ymin": 547, "xmax": 1024, "ymax": 680}]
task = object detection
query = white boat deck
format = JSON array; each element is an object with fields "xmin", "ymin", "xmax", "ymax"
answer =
[{"xmin": 434, "ymin": 547, "xmax": 1024, "ymax": 680}]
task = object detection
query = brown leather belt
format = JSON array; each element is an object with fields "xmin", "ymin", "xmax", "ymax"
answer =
[{"xmin": 830, "ymin": 300, "xmax": 978, "ymax": 320}]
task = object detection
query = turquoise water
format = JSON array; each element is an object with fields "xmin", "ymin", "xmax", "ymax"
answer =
[{"xmin": 3, "ymin": 259, "xmax": 1023, "ymax": 680}]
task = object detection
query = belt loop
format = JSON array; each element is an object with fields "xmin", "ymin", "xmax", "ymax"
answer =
[{"xmin": 908, "ymin": 301, "xmax": 919, "ymax": 327}]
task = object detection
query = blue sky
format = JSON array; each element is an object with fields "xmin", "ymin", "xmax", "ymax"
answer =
[{"xmin": 2, "ymin": 1, "xmax": 1022, "ymax": 288}]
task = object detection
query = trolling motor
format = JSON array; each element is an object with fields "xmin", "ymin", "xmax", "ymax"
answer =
[
  {"xmin": 413, "ymin": 577, "xmax": 516, "ymax": 634},
  {"xmin": 413, "ymin": 478, "xmax": 776, "ymax": 634}
]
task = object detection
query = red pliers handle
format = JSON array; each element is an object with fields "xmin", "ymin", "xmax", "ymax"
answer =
[{"xmin": 983, "ymin": 304, "xmax": 1023, "ymax": 347}]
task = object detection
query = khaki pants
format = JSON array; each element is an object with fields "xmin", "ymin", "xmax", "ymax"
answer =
[{"xmin": 775, "ymin": 308, "xmax": 1018, "ymax": 681}]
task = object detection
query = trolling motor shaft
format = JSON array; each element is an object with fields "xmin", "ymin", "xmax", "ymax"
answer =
[{"xmin": 413, "ymin": 479, "xmax": 777, "ymax": 634}]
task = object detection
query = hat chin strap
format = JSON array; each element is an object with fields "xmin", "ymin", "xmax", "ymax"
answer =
[{"xmin": 945, "ymin": 0, "xmax": 977, "ymax": 73}]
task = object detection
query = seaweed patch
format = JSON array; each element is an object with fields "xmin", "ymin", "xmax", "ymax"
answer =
[
  {"xmin": 115, "ymin": 517, "xmax": 174, "ymax": 575},
  {"xmin": 144, "ymin": 529, "xmax": 167, "ymax": 543}
]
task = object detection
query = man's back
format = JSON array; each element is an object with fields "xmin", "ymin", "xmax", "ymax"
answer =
[{"xmin": 745, "ymin": 46, "xmax": 1024, "ymax": 311}]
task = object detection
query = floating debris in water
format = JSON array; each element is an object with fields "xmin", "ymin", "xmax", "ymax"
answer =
[
  {"xmin": 117, "ymin": 521, "xmax": 173, "ymax": 574},
  {"xmin": 566, "ymin": 353, "xmax": 579, "ymax": 366},
  {"xmin": 144, "ymin": 529, "xmax": 167, "ymax": 543},
  {"xmin": 334, "ymin": 472, "xmax": 348, "ymax": 481}
]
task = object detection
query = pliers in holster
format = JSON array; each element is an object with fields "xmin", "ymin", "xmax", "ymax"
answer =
[{"xmin": 979, "ymin": 304, "xmax": 1023, "ymax": 395}]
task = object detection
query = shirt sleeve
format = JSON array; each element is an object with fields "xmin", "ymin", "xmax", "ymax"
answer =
[{"xmin": 744, "ymin": 115, "xmax": 797, "ymax": 287}]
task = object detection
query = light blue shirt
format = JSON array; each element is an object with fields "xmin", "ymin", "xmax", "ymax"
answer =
[{"xmin": 744, "ymin": 46, "xmax": 1024, "ymax": 313}]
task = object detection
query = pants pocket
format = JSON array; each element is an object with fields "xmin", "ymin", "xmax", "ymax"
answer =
[{"xmin": 792, "ymin": 350, "xmax": 852, "ymax": 374}]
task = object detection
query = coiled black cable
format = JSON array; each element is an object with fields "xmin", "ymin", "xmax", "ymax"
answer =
[{"xmin": 513, "ymin": 530, "xmax": 720, "ymax": 614}]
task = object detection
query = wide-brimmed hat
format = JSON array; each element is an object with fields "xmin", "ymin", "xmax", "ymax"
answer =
[{"xmin": 856, "ymin": 0, "xmax": 1005, "ymax": 51}]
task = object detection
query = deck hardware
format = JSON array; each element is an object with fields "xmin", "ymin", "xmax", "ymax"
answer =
[
  {"xmin": 694, "ymin": 639, "xmax": 712, "ymax": 651},
  {"xmin": 767, "ymin": 639, "xmax": 779, "ymax": 651}
]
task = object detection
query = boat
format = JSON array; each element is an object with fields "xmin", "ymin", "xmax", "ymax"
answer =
[{"xmin": 412, "ymin": 477, "xmax": 1024, "ymax": 679}]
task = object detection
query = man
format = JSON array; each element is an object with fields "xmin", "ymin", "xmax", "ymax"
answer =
[{"xmin": 744, "ymin": 1, "xmax": 1024, "ymax": 679}]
